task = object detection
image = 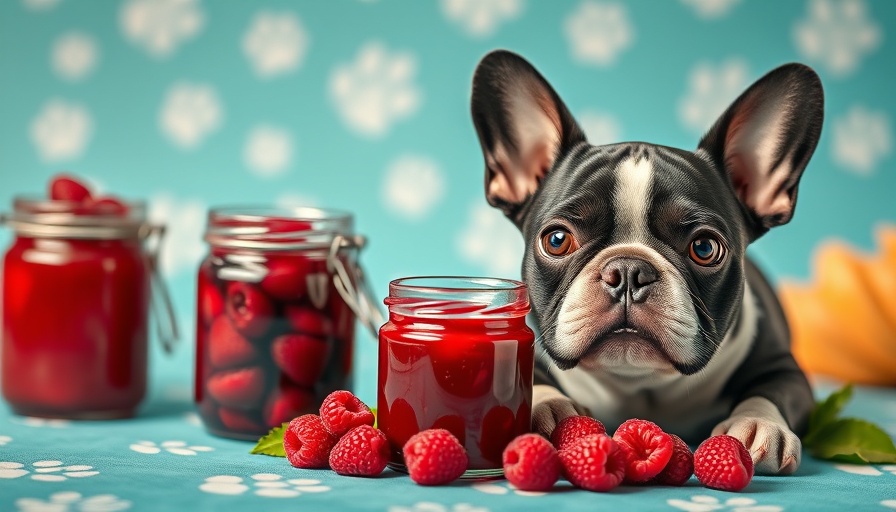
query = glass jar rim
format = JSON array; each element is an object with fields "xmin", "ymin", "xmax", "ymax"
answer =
[
  {"xmin": 385, "ymin": 276, "xmax": 530, "ymax": 319},
  {"xmin": 2, "ymin": 196, "xmax": 148, "ymax": 239},
  {"xmin": 204, "ymin": 205, "xmax": 354, "ymax": 251}
]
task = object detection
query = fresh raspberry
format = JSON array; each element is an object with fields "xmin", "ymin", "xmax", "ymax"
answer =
[
  {"xmin": 283, "ymin": 414, "xmax": 338, "ymax": 469},
  {"xmin": 551, "ymin": 415, "xmax": 607, "ymax": 451},
  {"xmin": 49, "ymin": 174, "xmax": 92, "ymax": 202},
  {"xmin": 319, "ymin": 390, "xmax": 375, "ymax": 436},
  {"xmin": 328, "ymin": 425, "xmax": 390, "ymax": 476},
  {"xmin": 403, "ymin": 429, "xmax": 468, "ymax": 486},
  {"xmin": 503, "ymin": 434, "xmax": 561, "ymax": 491},
  {"xmin": 271, "ymin": 334, "xmax": 330, "ymax": 387},
  {"xmin": 261, "ymin": 256, "xmax": 312, "ymax": 301},
  {"xmin": 265, "ymin": 382, "xmax": 315, "ymax": 427},
  {"xmin": 207, "ymin": 367, "xmax": 265, "ymax": 409},
  {"xmin": 612, "ymin": 419, "xmax": 674, "ymax": 482},
  {"xmin": 208, "ymin": 316, "xmax": 256, "ymax": 369},
  {"xmin": 649, "ymin": 433, "xmax": 693, "ymax": 486},
  {"xmin": 693, "ymin": 435, "xmax": 754, "ymax": 491},
  {"xmin": 226, "ymin": 282, "xmax": 274, "ymax": 338},
  {"xmin": 285, "ymin": 304, "xmax": 333, "ymax": 338},
  {"xmin": 558, "ymin": 434, "xmax": 627, "ymax": 492}
]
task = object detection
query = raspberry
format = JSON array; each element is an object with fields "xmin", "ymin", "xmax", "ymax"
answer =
[
  {"xmin": 649, "ymin": 433, "xmax": 693, "ymax": 486},
  {"xmin": 226, "ymin": 282, "xmax": 274, "ymax": 338},
  {"xmin": 283, "ymin": 414, "xmax": 338, "ymax": 469},
  {"xmin": 551, "ymin": 415, "xmax": 607, "ymax": 451},
  {"xmin": 285, "ymin": 305, "xmax": 332, "ymax": 338},
  {"xmin": 261, "ymin": 256, "xmax": 312, "ymax": 301},
  {"xmin": 558, "ymin": 434, "xmax": 627, "ymax": 492},
  {"xmin": 208, "ymin": 316, "xmax": 256, "ymax": 369},
  {"xmin": 271, "ymin": 334, "xmax": 330, "ymax": 387},
  {"xmin": 694, "ymin": 434, "xmax": 754, "ymax": 492},
  {"xmin": 198, "ymin": 270, "xmax": 224, "ymax": 326},
  {"xmin": 49, "ymin": 174, "xmax": 92, "ymax": 202},
  {"xmin": 319, "ymin": 390, "xmax": 375, "ymax": 436},
  {"xmin": 218, "ymin": 407, "xmax": 263, "ymax": 433},
  {"xmin": 403, "ymin": 429, "xmax": 468, "ymax": 486},
  {"xmin": 503, "ymin": 434, "xmax": 561, "ymax": 491},
  {"xmin": 88, "ymin": 196, "xmax": 129, "ymax": 216},
  {"xmin": 328, "ymin": 425, "xmax": 390, "ymax": 476},
  {"xmin": 612, "ymin": 419, "xmax": 673, "ymax": 482},
  {"xmin": 207, "ymin": 367, "xmax": 265, "ymax": 409}
]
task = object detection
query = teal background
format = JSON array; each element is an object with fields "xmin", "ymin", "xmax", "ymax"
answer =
[{"xmin": 0, "ymin": 0, "xmax": 893, "ymax": 409}]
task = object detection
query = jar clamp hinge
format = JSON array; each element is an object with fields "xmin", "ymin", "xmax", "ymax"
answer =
[
  {"xmin": 140, "ymin": 224, "xmax": 180, "ymax": 355},
  {"xmin": 327, "ymin": 234, "xmax": 385, "ymax": 339}
]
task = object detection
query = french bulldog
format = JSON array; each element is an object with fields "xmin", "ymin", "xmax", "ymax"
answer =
[{"xmin": 469, "ymin": 50, "xmax": 822, "ymax": 475}]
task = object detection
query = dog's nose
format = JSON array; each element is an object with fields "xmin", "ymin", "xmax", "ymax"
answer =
[{"xmin": 600, "ymin": 258, "xmax": 658, "ymax": 303}]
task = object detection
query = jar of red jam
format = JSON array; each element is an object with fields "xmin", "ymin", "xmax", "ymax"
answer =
[
  {"xmin": 1, "ymin": 197, "xmax": 177, "ymax": 419},
  {"xmin": 377, "ymin": 277, "xmax": 535, "ymax": 477},
  {"xmin": 196, "ymin": 207, "xmax": 379, "ymax": 440}
]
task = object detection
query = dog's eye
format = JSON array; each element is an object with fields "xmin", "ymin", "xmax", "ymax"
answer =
[
  {"xmin": 541, "ymin": 229, "xmax": 579, "ymax": 257},
  {"xmin": 689, "ymin": 236, "xmax": 725, "ymax": 266}
]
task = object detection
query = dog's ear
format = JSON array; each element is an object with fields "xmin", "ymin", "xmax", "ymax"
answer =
[
  {"xmin": 698, "ymin": 63, "xmax": 824, "ymax": 238},
  {"xmin": 471, "ymin": 50, "xmax": 585, "ymax": 224}
]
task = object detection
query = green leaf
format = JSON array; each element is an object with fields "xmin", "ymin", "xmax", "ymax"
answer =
[
  {"xmin": 807, "ymin": 418, "xmax": 896, "ymax": 464},
  {"xmin": 809, "ymin": 384, "xmax": 853, "ymax": 434},
  {"xmin": 250, "ymin": 423, "xmax": 288, "ymax": 457},
  {"xmin": 371, "ymin": 407, "xmax": 377, "ymax": 429}
]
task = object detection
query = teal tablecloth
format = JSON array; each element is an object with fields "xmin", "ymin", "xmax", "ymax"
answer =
[{"xmin": 2, "ymin": 383, "xmax": 896, "ymax": 511}]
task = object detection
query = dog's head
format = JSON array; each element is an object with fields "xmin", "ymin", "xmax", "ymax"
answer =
[{"xmin": 470, "ymin": 51, "xmax": 823, "ymax": 376}]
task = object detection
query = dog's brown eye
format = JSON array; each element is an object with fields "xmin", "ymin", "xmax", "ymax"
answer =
[
  {"xmin": 689, "ymin": 236, "xmax": 725, "ymax": 266},
  {"xmin": 542, "ymin": 229, "xmax": 578, "ymax": 257}
]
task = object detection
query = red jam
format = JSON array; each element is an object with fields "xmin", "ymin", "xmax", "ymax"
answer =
[
  {"xmin": 377, "ymin": 277, "xmax": 535, "ymax": 476},
  {"xmin": 1, "ymin": 194, "xmax": 153, "ymax": 419},
  {"xmin": 195, "ymin": 207, "xmax": 359, "ymax": 440}
]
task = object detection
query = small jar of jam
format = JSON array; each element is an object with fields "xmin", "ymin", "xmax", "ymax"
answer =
[
  {"xmin": 377, "ymin": 277, "xmax": 535, "ymax": 477},
  {"xmin": 1, "ymin": 196, "xmax": 177, "ymax": 419},
  {"xmin": 196, "ymin": 207, "xmax": 380, "ymax": 440}
]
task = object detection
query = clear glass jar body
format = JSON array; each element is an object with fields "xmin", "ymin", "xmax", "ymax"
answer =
[
  {"xmin": 195, "ymin": 207, "xmax": 357, "ymax": 440},
  {"xmin": 377, "ymin": 277, "xmax": 535, "ymax": 477},
  {"xmin": 1, "ymin": 199, "xmax": 151, "ymax": 419}
]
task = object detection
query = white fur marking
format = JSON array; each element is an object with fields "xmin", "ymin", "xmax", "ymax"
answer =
[{"xmin": 613, "ymin": 157, "xmax": 653, "ymax": 241}]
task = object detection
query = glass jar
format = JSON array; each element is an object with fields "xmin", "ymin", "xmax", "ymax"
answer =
[
  {"xmin": 377, "ymin": 277, "xmax": 535, "ymax": 477},
  {"xmin": 196, "ymin": 207, "xmax": 379, "ymax": 440},
  {"xmin": 1, "ymin": 197, "xmax": 177, "ymax": 419}
]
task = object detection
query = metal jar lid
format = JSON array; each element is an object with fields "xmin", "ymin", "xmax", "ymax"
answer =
[
  {"xmin": 203, "ymin": 206, "xmax": 354, "ymax": 252},
  {"xmin": 1, "ymin": 197, "xmax": 148, "ymax": 240}
]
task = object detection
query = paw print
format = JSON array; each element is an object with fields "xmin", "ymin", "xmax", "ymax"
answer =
[
  {"xmin": 831, "ymin": 105, "xmax": 892, "ymax": 175},
  {"xmin": 11, "ymin": 417, "xmax": 70, "ymax": 428},
  {"xmin": 0, "ymin": 435, "xmax": 11, "ymax": 446},
  {"xmin": 120, "ymin": 0, "xmax": 204, "ymax": 58},
  {"xmin": 159, "ymin": 82, "xmax": 223, "ymax": 149},
  {"xmin": 382, "ymin": 154, "xmax": 445, "ymax": 219},
  {"xmin": 564, "ymin": 1, "xmax": 634, "ymax": 66},
  {"xmin": 881, "ymin": 499, "xmax": 896, "ymax": 510},
  {"xmin": 30, "ymin": 99, "xmax": 93, "ymax": 162},
  {"xmin": 129, "ymin": 440, "xmax": 213, "ymax": 456},
  {"xmin": 793, "ymin": 0, "xmax": 881, "ymax": 76},
  {"xmin": 242, "ymin": 11, "xmax": 308, "ymax": 78},
  {"xmin": 456, "ymin": 202, "xmax": 523, "ymax": 278},
  {"xmin": 667, "ymin": 495, "xmax": 782, "ymax": 512},
  {"xmin": 680, "ymin": 0, "xmax": 740, "ymax": 19},
  {"xmin": 834, "ymin": 464, "xmax": 896, "ymax": 477},
  {"xmin": 440, "ymin": 0, "xmax": 523, "ymax": 38},
  {"xmin": 390, "ymin": 503, "xmax": 490, "ymax": 512},
  {"xmin": 678, "ymin": 59, "xmax": 748, "ymax": 134},
  {"xmin": 199, "ymin": 474, "xmax": 331, "ymax": 498},
  {"xmin": 0, "ymin": 460, "xmax": 99, "ymax": 481},
  {"xmin": 472, "ymin": 481, "xmax": 546, "ymax": 497},
  {"xmin": 16, "ymin": 492, "xmax": 131, "ymax": 512},
  {"xmin": 243, "ymin": 125, "xmax": 294, "ymax": 177}
]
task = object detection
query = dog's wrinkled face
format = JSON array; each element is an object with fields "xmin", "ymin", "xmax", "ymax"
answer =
[
  {"xmin": 470, "ymin": 51, "xmax": 823, "ymax": 376},
  {"xmin": 521, "ymin": 144, "xmax": 747, "ymax": 375}
]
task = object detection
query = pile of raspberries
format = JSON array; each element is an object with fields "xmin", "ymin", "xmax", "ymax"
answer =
[{"xmin": 284, "ymin": 390, "xmax": 754, "ymax": 492}]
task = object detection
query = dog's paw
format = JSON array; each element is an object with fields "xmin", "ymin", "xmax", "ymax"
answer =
[
  {"xmin": 712, "ymin": 397, "xmax": 801, "ymax": 475},
  {"xmin": 531, "ymin": 385, "xmax": 586, "ymax": 438}
]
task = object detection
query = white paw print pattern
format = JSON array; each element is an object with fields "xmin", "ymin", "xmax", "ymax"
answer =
[
  {"xmin": 793, "ymin": 0, "xmax": 881, "ymax": 77},
  {"xmin": 329, "ymin": 42, "xmax": 421, "ymax": 137},
  {"xmin": 472, "ymin": 481, "xmax": 546, "ymax": 498},
  {"xmin": 564, "ymin": 1, "xmax": 634, "ymax": 66},
  {"xmin": 129, "ymin": 440, "xmax": 213, "ymax": 456},
  {"xmin": 678, "ymin": 59, "xmax": 748, "ymax": 134},
  {"xmin": 120, "ymin": 0, "xmax": 204, "ymax": 58},
  {"xmin": 835, "ymin": 464, "xmax": 896, "ymax": 477},
  {"xmin": 0, "ymin": 460, "xmax": 99, "ymax": 482},
  {"xmin": 52, "ymin": 32, "xmax": 99, "ymax": 81},
  {"xmin": 390, "ymin": 503, "xmax": 490, "ymax": 512},
  {"xmin": 680, "ymin": 0, "xmax": 740, "ymax": 19},
  {"xmin": 16, "ymin": 492, "xmax": 131, "ymax": 512},
  {"xmin": 440, "ymin": 0, "xmax": 523, "ymax": 38},
  {"xmin": 23, "ymin": 0, "xmax": 60, "ymax": 11},
  {"xmin": 30, "ymin": 99, "xmax": 93, "ymax": 162},
  {"xmin": 159, "ymin": 82, "xmax": 223, "ymax": 149},
  {"xmin": 149, "ymin": 193, "xmax": 207, "ymax": 277},
  {"xmin": 242, "ymin": 11, "xmax": 308, "ymax": 78},
  {"xmin": 832, "ymin": 105, "xmax": 892, "ymax": 175},
  {"xmin": 882, "ymin": 500, "xmax": 896, "ymax": 510},
  {"xmin": 243, "ymin": 125, "xmax": 294, "ymax": 177},
  {"xmin": 0, "ymin": 435, "xmax": 11, "ymax": 446},
  {"xmin": 456, "ymin": 202, "xmax": 523, "ymax": 279},
  {"xmin": 382, "ymin": 154, "xmax": 445, "ymax": 219},
  {"xmin": 667, "ymin": 495, "xmax": 782, "ymax": 512},
  {"xmin": 199, "ymin": 474, "xmax": 331, "ymax": 498},
  {"xmin": 577, "ymin": 110, "xmax": 623, "ymax": 146},
  {"xmin": 12, "ymin": 417, "xmax": 70, "ymax": 428}
]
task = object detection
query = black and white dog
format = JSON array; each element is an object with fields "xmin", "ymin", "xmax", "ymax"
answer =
[{"xmin": 470, "ymin": 50, "xmax": 822, "ymax": 475}]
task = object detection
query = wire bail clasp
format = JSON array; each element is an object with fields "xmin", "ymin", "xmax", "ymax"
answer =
[
  {"xmin": 139, "ymin": 223, "xmax": 180, "ymax": 355},
  {"xmin": 327, "ymin": 234, "xmax": 385, "ymax": 339}
]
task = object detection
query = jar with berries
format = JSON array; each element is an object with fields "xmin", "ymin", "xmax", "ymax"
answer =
[
  {"xmin": 196, "ymin": 206, "xmax": 380, "ymax": 439},
  {"xmin": 1, "ymin": 175, "xmax": 178, "ymax": 419}
]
